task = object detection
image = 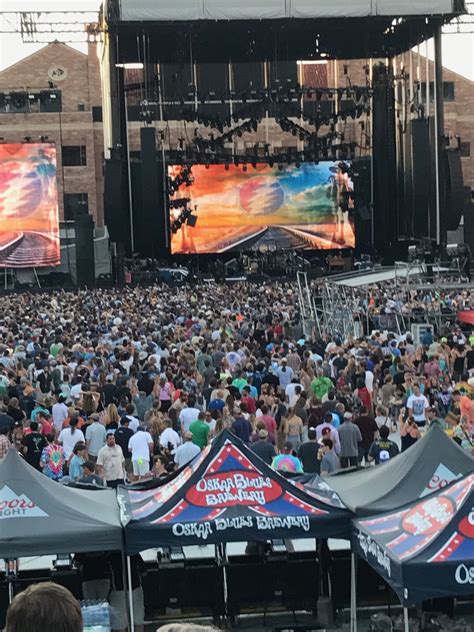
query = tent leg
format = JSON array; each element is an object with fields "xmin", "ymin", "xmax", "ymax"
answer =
[
  {"xmin": 216, "ymin": 543, "xmax": 229, "ymax": 622},
  {"xmin": 127, "ymin": 556, "xmax": 135, "ymax": 632},
  {"xmin": 404, "ymin": 607, "xmax": 409, "ymax": 632},
  {"xmin": 350, "ymin": 553, "xmax": 357, "ymax": 632}
]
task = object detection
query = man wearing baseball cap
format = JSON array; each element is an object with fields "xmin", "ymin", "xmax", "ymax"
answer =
[
  {"xmin": 173, "ymin": 431, "xmax": 200, "ymax": 469},
  {"xmin": 251, "ymin": 428, "xmax": 276, "ymax": 465},
  {"xmin": 338, "ymin": 412, "xmax": 362, "ymax": 468}
]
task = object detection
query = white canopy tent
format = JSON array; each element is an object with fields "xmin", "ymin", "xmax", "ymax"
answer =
[{"xmin": 118, "ymin": 0, "xmax": 460, "ymax": 21}]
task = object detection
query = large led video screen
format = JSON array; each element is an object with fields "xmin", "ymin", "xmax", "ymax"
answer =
[
  {"xmin": 0, "ymin": 143, "xmax": 60, "ymax": 268},
  {"xmin": 169, "ymin": 162, "xmax": 355, "ymax": 254}
]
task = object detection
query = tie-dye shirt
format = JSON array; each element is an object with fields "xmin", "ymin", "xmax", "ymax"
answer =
[{"xmin": 40, "ymin": 444, "xmax": 66, "ymax": 480}]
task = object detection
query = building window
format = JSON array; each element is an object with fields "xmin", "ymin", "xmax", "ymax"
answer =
[
  {"xmin": 460, "ymin": 142, "xmax": 471, "ymax": 158},
  {"xmin": 64, "ymin": 193, "xmax": 89, "ymax": 220},
  {"xmin": 443, "ymin": 81, "xmax": 455, "ymax": 101},
  {"xmin": 420, "ymin": 81, "xmax": 455, "ymax": 103},
  {"xmin": 92, "ymin": 106, "xmax": 103, "ymax": 122},
  {"xmin": 62, "ymin": 146, "xmax": 87, "ymax": 167}
]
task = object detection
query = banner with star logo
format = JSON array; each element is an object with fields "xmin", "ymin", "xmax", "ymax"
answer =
[{"xmin": 118, "ymin": 430, "xmax": 351, "ymax": 553}]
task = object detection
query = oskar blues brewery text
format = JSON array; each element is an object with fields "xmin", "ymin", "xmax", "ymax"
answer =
[
  {"xmin": 171, "ymin": 515, "xmax": 311, "ymax": 540},
  {"xmin": 194, "ymin": 474, "xmax": 275, "ymax": 506},
  {"xmin": 455, "ymin": 564, "xmax": 474, "ymax": 585},
  {"xmin": 357, "ymin": 532, "xmax": 392, "ymax": 578}
]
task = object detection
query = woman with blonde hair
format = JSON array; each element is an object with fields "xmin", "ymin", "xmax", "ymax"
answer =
[{"xmin": 102, "ymin": 403, "xmax": 120, "ymax": 429}]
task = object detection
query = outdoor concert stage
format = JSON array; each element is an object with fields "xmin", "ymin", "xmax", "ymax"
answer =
[{"xmin": 101, "ymin": 0, "xmax": 467, "ymax": 270}]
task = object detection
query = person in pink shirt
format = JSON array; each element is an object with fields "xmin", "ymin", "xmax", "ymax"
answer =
[
  {"xmin": 424, "ymin": 356, "xmax": 441, "ymax": 379},
  {"xmin": 259, "ymin": 405, "xmax": 277, "ymax": 444}
]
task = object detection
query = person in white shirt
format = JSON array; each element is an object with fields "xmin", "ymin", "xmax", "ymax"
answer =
[
  {"xmin": 128, "ymin": 427, "xmax": 153, "ymax": 480},
  {"xmin": 173, "ymin": 431, "xmax": 201, "ymax": 469},
  {"xmin": 406, "ymin": 384, "xmax": 430, "ymax": 427},
  {"xmin": 58, "ymin": 417, "xmax": 85, "ymax": 460},
  {"xmin": 52, "ymin": 396, "xmax": 69, "ymax": 432},
  {"xmin": 159, "ymin": 419, "xmax": 181, "ymax": 451},
  {"xmin": 96, "ymin": 433, "xmax": 125, "ymax": 488},
  {"xmin": 286, "ymin": 382, "xmax": 303, "ymax": 408},
  {"xmin": 364, "ymin": 367, "xmax": 374, "ymax": 395},
  {"xmin": 123, "ymin": 404, "xmax": 139, "ymax": 433},
  {"xmin": 315, "ymin": 414, "xmax": 341, "ymax": 454},
  {"xmin": 69, "ymin": 379, "xmax": 83, "ymax": 399},
  {"xmin": 178, "ymin": 397, "xmax": 201, "ymax": 434}
]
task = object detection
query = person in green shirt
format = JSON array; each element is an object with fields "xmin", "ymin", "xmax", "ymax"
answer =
[
  {"xmin": 189, "ymin": 412, "xmax": 210, "ymax": 449},
  {"xmin": 232, "ymin": 369, "xmax": 247, "ymax": 393},
  {"xmin": 310, "ymin": 371, "xmax": 334, "ymax": 400},
  {"xmin": 49, "ymin": 340, "xmax": 63, "ymax": 358}
]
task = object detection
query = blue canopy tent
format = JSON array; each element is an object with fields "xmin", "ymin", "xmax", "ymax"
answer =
[
  {"xmin": 119, "ymin": 430, "xmax": 352, "ymax": 630},
  {"xmin": 119, "ymin": 430, "xmax": 351, "ymax": 550},
  {"xmin": 352, "ymin": 473, "xmax": 474, "ymax": 631}
]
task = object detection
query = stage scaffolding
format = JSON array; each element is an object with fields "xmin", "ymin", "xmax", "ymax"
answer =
[{"xmin": 311, "ymin": 261, "xmax": 473, "ymax": 340}]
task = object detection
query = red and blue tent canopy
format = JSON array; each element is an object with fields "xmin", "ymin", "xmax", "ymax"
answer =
[
  {"xmin": 118, "ymin": 430, "xmax": 351, "ymax": 554},
  {"xmin": 352, "ymin": 472, "xmax": 474, "ymax": 605}
]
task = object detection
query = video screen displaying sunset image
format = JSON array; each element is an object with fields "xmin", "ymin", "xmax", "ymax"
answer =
[
  {"xmin": 0, "ymin": 143, "xmax": 60, "ymax": 267},
  {"xmin": 169, "ymin": 162, "xmax": 355, "ymax": 254}
]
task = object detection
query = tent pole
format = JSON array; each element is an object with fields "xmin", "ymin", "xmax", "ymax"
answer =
[
  {"xmin": 126, "ymin": 556, "xmax": 136, "ymax": 632},
  {"xmin": 121, "ymin": 549, "xmax": 131, "ymax": 631},
  {"xmin": 222, "ymin": 544, "xmax": 229, "ymax": 619},
  {"xmin": 350, "ymin": 553, "xmax": 357, "ymax": 632},
  {"xmin": 404, "ymin": 607, "xmax": 409, "ymax": 632},
  {"xmin": 216, "ymin": 543, "xmax": 229, "ymax": 621}
]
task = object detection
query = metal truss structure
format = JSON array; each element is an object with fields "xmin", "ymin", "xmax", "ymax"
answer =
[
  {"xmin": 0, "ymin": 3, "xmax": 471, "ymax": 43},
  {"xmin": 0, "ymin": 11, "xmax": 102, "ymax": 43},
  {"xmin": 443, "ymin": 1, "xmax": 474, "ymax": 33}
]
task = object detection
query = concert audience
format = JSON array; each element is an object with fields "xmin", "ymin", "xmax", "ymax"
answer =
[{"xmin": 0, "ymin": 280, "xmax": 472, "ymax": 484}]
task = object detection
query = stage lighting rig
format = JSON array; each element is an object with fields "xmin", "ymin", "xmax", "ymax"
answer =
[{"xmin": 169, "ymin": 197, "xmax": 191, "ymax": 210}]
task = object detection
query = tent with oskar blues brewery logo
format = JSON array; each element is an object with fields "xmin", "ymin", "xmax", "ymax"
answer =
[
  {"xmin": 118, "ymin": 430, "xmax": 351, "ymax": 553},
  {"xmin": 352, "ymin": 472, "xmax": 474, "ymax": 605},
  {"xmin": 321, "ymin": 424, "xmax": 474, "ymax": 516},
  {"xmin": 0, "ymin": 449, "xmax": 123, "ymax": 557}
]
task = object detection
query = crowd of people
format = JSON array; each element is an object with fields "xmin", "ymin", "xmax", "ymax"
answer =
[{"xmin": 0, "ymin": 282, "xmax": 473, "ymax": 486}]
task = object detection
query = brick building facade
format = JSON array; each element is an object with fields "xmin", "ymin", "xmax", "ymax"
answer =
[
  {"xmin": 0, "ymin": 43, "xmax": 472, "ymax": 234},
  {"xmin": 0, "ymin": 42, "xmax": 105, "ymax": 226}
]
